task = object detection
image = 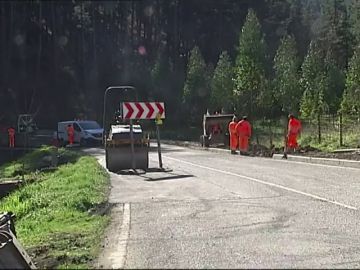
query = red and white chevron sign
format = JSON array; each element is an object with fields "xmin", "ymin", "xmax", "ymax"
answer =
[{"xmin": 122, "ymin": 102, "xmax": 165, "ymax": 119}]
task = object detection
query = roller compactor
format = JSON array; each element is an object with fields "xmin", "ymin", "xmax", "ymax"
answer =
[{"xmin": 105, "ymin": 124, "xmax": 149, "ymax": 172}]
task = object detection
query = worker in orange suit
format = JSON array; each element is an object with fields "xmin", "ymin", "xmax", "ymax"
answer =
[
  {"xmin": 283, "ymin": 114, "xmax": 302, "ymax": 158},
  {"xmin": 228, "ymin": 116, "xmax": 238, "ymax": 154},
  {"xmin": 66, "ymin": 124, "xmax": 75, "ymax": 145},
  {"xmin": 236, "ymin": 116, "xmax": 252, "ymax": 155},
  {"xmin": 7, "ymin": 127, "xmax": 15, "ymax": 148}
]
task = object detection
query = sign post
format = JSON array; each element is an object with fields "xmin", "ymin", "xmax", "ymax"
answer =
[
  {"xmin": 155, "ymin": 113, "xmax": 163, "ymax": 169},
  {"xmin": 122, "ymin": 102, "xmax": 165, "ymax": 170},
  {"xmin": 129, "ymin": 119, "xmax": 136, "ymax": 171}
]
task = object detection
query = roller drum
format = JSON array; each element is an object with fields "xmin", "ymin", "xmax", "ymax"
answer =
[{"xmin": 106, "ymin": 146, "xmax": 149, "ymax": 172}]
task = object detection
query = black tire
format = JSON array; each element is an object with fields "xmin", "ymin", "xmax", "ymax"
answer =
[
  {"xmin": 59, "ymin": 139, "xmax": 65, "ymax": 147},
  {"xmin": 80, "ymin": 138, "xmax": 87, "ymax": 147},
  {"xmin": 105, "ymin": 149, "xmax": 111, "ymax": 171},
  {"xmin": 204, "ymin": 136, "xmax": 210, "ymax": 147},
  {"xmin": 200, "ymin": 135, "xmax": 205, "ymax": 147}
]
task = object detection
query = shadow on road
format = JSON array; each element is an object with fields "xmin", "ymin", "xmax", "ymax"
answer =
[
  {"xmin": 141, "ymin": 173, "xmax": 195, "ymax": 182},
  {"xmin": 148, "ymin": 146, "xmax": 186, "ymax": 153}
]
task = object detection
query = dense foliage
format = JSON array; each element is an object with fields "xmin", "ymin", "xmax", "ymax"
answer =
[{"xmin": 0, "ymin": 0, "xmax": 359, "ymax": 128}]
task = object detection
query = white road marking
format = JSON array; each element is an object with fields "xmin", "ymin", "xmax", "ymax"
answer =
[
  {"xmin": 109, "ymin": 203, "xmax": 131, "ymax": 269},
  {"xmin": 164, "ymin": 156, "xmax": 358, "ymax": 211}
]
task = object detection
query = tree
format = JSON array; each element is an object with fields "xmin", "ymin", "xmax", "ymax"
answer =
[
  {"xmin": 300, "ymin": 41, "xmax": 328, "ymax": 143},
  {"xmin": 273, "ymin": 35, "xmax": 301, "ymax": 114},
  {"xmin": 349, "ymin": 0, "xmax": 360, "ymax": 45},
  {"xmin": 323, "ymin": 51, "xmax": 346, "ymax": 113},
  {"xmin": 151, "ymin": 52, "xmax": 173, "ymax": 101},
  {"xmin": 233, "ymin": 9, "xmax": 268, "ymax": 118},
  {"xmin": 209, "ymin": 51, "xmax": 233, "ymax": 113},
  {"xmin": 340, "ymin": 45, "xmax": 360, "ymax": 116},
  {"xmin": 183, "ymin": 46, "xmax": 209, "ymax": 122}
]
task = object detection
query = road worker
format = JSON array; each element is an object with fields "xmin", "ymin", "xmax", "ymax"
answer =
[
  {"xmin": 235, "ymin": 116, "xmax": 252, "ymax": 155},
  {"xmin": 228, "ymin": 116, "xmax": 238, "ymax": 154},
  {"xmin": 283, "ymin": 114, "xmax": 302, "ymax": 159},
  {"xmin": 7, "ymin": 127, "xmax": 15, "ymax": 148},
  {"xmin": 66, "ymin": 124, "xmax": 75, "ymax": 145}
]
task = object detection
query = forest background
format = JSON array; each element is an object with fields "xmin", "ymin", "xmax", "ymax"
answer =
[{"xmin": 0, "ymin": 0, "xmax": 359, "ymax": 147}]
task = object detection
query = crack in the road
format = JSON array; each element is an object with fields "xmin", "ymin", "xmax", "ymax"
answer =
[{"xmin": 127, "ymin": 195, "xmax": 283, "ymax": 205}]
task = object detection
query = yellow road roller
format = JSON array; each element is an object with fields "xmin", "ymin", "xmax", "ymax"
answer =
[
  {"xmin": 105, "ymin": 123, "xmax": 149, "ymax": 172},
  {"xmin": 103, "ymin": 86, "xmax": 150, "ymax": 172}
]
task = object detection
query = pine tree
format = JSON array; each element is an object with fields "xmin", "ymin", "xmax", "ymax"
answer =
[
  {"xmin": 183, "ymin": 46, "xmax": 209, "ymax": 121},
  {"xmin": 341, "ymin": 45, "xmax": 360, "ymax": 116},
  {"xmin": 323, "ymin": 51, "xmax": 346, "ymax": 114},
  {"xmin": 233, "ymin": 9, "xmax": 267, "ymax": 118},
  {"xmin": 349, "ymin": 0, "xmax": 360, "ymax": 45},
  {"xmin": 273, "ymin": 35, "xmax": 301, "ymax": 114},
  {"xmin": 151, "ymin": 52, "xmax": 173, "ymax": 100},
  {"xmin": 209, "ymin": 51, "xmax": 233, "ymax": 113},
  {"xmin": 300, "ymin": 41, "xmax": 328, "ymax": 143},
  {"xmin": 308, "ymin": 0, "xmax": 350, "ymax": 115},
  {"xmin": 319, "ymin": 0, "xmax": 351, "ymax": 69},
  {"xmin": 300, "ymin": 41, "xmax": 327, "ymax": 116}
]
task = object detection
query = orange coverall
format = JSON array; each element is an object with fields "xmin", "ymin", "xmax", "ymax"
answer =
[
  {"xmin": 228, "ymin": 120, "xmax": 238, "ymax": 151},
  {"xmin": 236, "ymin": 120, "xmax": 252, "ymax": 152},
  {"xmin": 66, "ymin": 125, "xmax": 75, "ymax": 145},
  {"xmin": 287, "ymin": 118, "xmax": 301, "ymax": 149},
  {"xmin": 8, "ymin": 127, "xmax": 15, "ymax": 148}
]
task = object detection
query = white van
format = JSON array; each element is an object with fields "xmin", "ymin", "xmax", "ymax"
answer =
[{"xmin": 57, "ymin": 120, "xmax": 103, "ymax": 146}]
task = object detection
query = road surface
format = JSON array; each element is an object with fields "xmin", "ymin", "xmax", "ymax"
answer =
[{"xmin": 86, "ymin": 144, "xmax": 360, "ymax": 269}]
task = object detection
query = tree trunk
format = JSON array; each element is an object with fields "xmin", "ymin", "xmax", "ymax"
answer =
[
  {"xmin": 173, "ymin": 0, "xmax": 179, "ymax": 65},
  {"xmin": 51, "ymin": 1, "xmax": 57, "ymax": 81},
  {"xmin": 81, "ymin": 3, "xmax": 86, "ymax": 87},
  {"xmin": 339, "ymin": 112, "xmax": 343, "ymax": 146},
  {"xmin": 1, "ymin": 2, "xmax": 6, "ymax": 86},
  {"xmin": 30, "ymin": 1, "xmax": 43, "ymax": 113},
  {"xmin": 131, "ymin": 1, "xmax": 135, "ymax": 46},
  {"xmin": 317, "ymin": 113, "xmax": 321, "ymax": 144},
  {"xmin": 6, "ymin": 2, "xmax": 14, "ymax": 88},
  {"xmin": 92, "ymin": 3, "xmax": 98, "ymax": 79}
]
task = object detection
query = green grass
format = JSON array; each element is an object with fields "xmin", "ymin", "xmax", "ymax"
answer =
[
  {"xmin": 299, "ymin": 132, "xmax": 360, "ymax": 152},
  {"xmin": 252, "ymin": 120, "xmax": 360, "ymax": 152},
  {"xmin": 0, "ymin": 146, "xmax": 80, "ymax": 180},
  {"xmin": 0, "ymin": 147, "xmax": 110, "ymax": 269}
]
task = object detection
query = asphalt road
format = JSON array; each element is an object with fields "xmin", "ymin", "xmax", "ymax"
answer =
[{"xmin": 86, "ymin": 143, "xmax": 360, "ymax": 269}]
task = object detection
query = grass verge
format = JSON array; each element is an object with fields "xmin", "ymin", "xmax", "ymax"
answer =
[{"xmin": 0, "ymin": 146, "xmax": 110, "ymax": 269}]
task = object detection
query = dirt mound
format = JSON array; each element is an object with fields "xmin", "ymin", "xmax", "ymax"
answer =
[
  {"xmin": 300, "ymin": 145, "xmax": 320, "ymax": 152},
  {"xmin": 250, "ymin": 144, "xmax": 274, "ymax": 157}
]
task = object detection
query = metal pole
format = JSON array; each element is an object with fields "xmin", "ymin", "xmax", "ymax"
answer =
[
  {"xmin": 156, "ymin": 124, "xmax": 163, "ymax": 169},
  {"xmin": 102, "ymin": 88, "xmax": 109, "ymax": 145},
  {"xmin": 130, "ymin": 119, "xmax": 136, "ymax": 171}
]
